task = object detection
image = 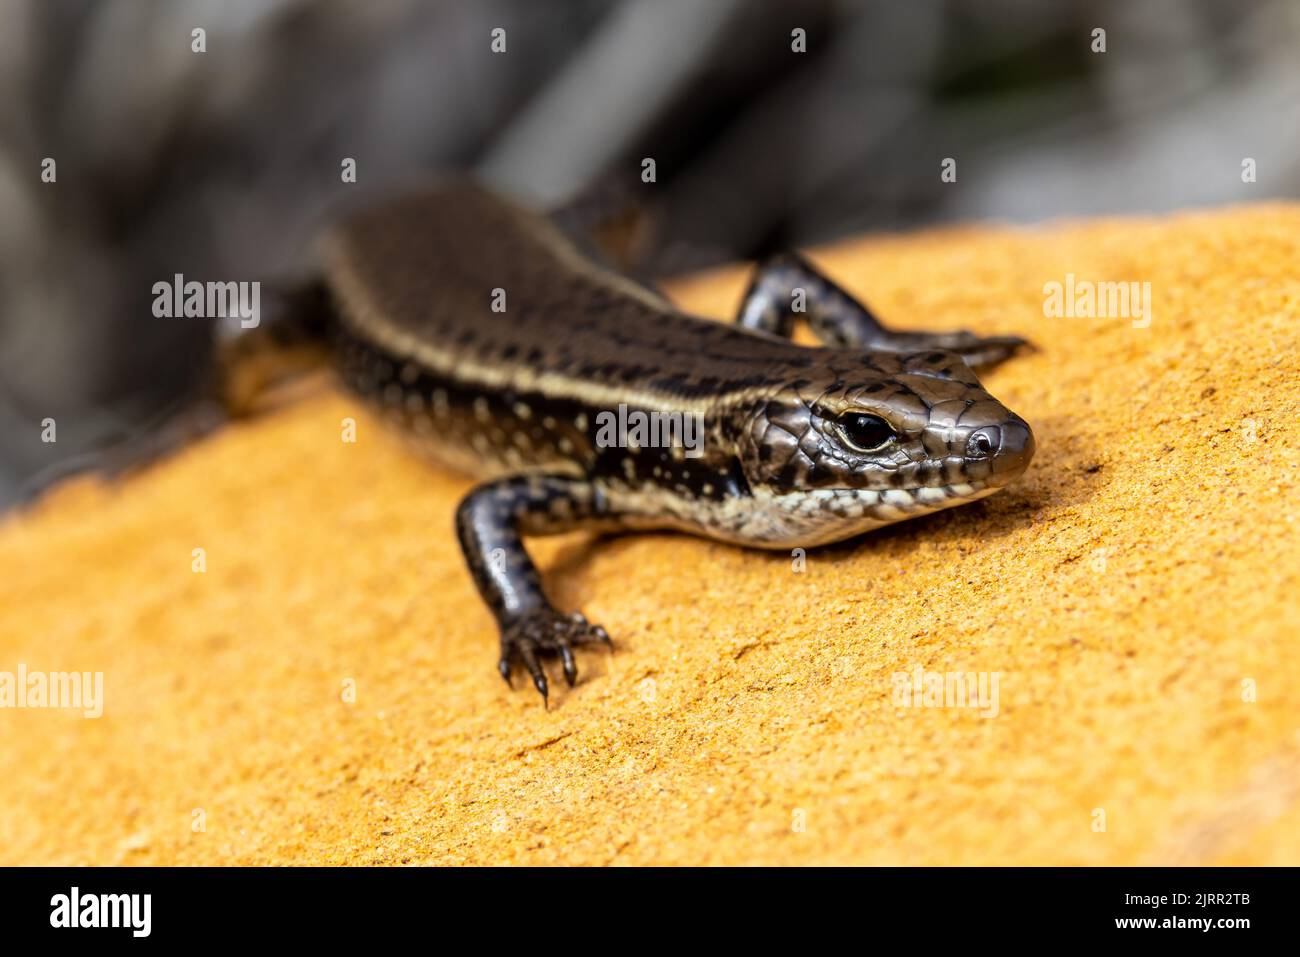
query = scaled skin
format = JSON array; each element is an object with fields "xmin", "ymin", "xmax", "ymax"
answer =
[{"xmin": 318, "ymin": 182, "xmax": 1034, "ymax": 700}]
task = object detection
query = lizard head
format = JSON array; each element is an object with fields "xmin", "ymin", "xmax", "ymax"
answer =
[{"xmin": 728, "ymin": 348, "xmax": 1034, "ymax": 546}]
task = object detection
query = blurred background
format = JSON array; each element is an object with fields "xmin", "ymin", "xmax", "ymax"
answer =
[{"xmin": 1, "ymin": 0, "xmax": 1297, "ymax": 506}]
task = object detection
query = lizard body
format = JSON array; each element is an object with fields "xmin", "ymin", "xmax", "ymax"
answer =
[{"xmin": 233, "ymin": 180, "xmax": 1035, "ymax": 701}]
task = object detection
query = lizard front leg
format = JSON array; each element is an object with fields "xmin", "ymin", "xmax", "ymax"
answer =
[
  {"xmin": 455, "ymin": 474, "xmax": 614, "ymax": 704},
  {"xmin": 737, "ymin": 251, "xmax": 1029, "ymax": 370}
]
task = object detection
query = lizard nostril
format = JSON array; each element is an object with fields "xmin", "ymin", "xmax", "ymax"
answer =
[{"xmin": 966, "ymin": 427, "xmax": 998, "ymax": 459}]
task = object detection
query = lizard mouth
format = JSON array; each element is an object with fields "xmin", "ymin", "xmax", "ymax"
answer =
[
  {"xmin": 816, "ymin": 479, "xmax": 999, "ymax": 524},
  {"xmin": 753, "ymin": 480, "xmax": 1003, "ymax": 548}
]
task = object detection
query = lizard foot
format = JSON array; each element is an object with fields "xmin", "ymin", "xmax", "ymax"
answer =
[
  {"xmin": 889, "ymin": 330, "xmax": 1033, "ymax": 371},
  {"xmin": 947, "ymin": 332, "xmax": 1033, "ymax": 370},
  {"xmin": 498, "ymin": 610, "xmax": 611, "ymax": 703}
]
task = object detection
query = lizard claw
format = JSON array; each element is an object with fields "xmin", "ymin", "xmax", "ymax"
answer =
[{"xmin": 498, "ymin": 609, "xmax": 611, "ymax": 701}]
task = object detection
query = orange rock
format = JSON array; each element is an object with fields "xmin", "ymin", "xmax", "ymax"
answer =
[{"xmin": 1, "ymin": 204, "xmax": 1298, "ymax": 865}]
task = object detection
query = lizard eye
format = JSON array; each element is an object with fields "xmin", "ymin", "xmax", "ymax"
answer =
[{"xmin": 836, "ymin": 412, "xmax": 896, "ymax": 453}]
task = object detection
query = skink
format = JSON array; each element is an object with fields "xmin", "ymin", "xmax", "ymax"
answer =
[{"xmin": 226, "ymin": 180, "xmax": 1035, "ymax": 703}]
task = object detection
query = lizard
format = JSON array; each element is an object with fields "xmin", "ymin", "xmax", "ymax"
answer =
[{"xmin": 176, "ymin": 179, "xmax": 1040, "ymax": 703}]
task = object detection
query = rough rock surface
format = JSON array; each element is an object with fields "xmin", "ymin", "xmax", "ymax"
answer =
[{"xmin": 2, "ymin": 204, "xmax": 1297, "ymax": 865}]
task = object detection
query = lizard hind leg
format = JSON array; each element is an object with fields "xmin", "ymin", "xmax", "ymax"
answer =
[{"xmin": 214, "ymin": 280, "xmax": 335, "ymax": 416}]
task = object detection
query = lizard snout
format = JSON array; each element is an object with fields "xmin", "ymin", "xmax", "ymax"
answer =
[{"xmin": 967, "ymin": 414, "xmax": 1034, "ymax": 481}]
